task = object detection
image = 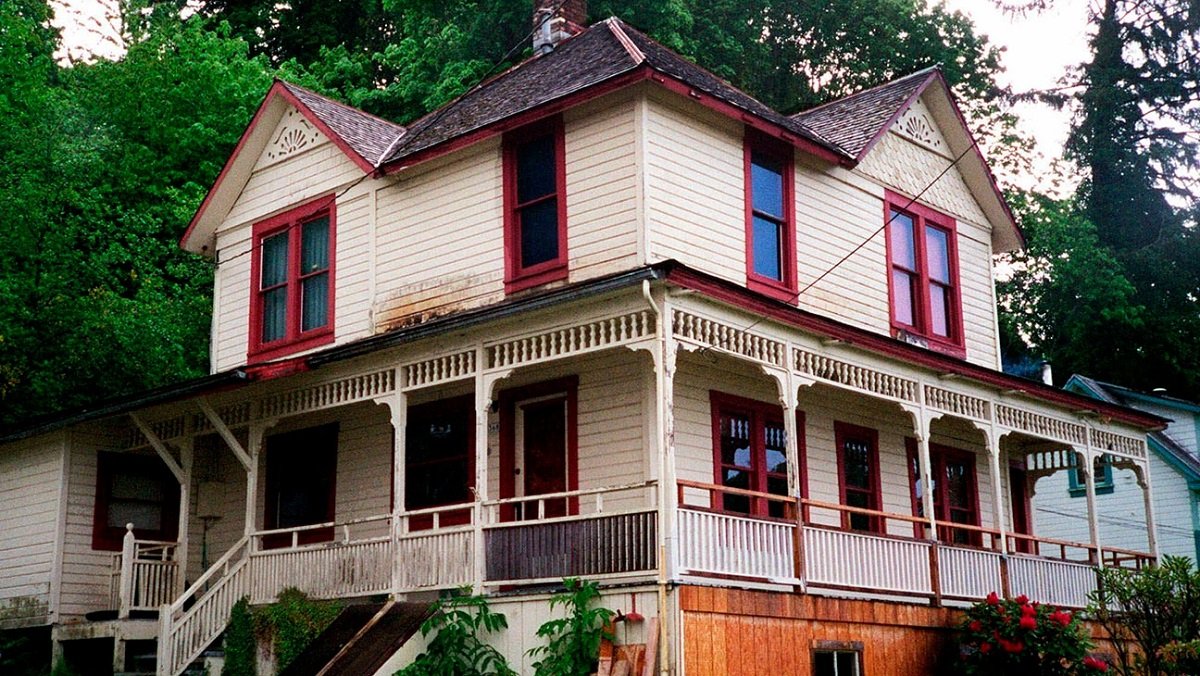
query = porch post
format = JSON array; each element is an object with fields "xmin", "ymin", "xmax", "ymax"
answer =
[
  {"xmin": 914, "ymin": 416, "xmax": 937, "ymax": 540},
  {"xmin": 245, "ymin": 424, "xmax": 266, "ymax": 539},
  {"xmin": 982, "ymin": 427, "xmax": 1008, "ymax": 555},
  {"xmin": 1078, "ymin": 446, "xmax": 1104, "ymax": 567},
  {"xmin": 474, "ymin": 351, "xmax": 508, "ymax": 592},
  {"xmin": 769, "ymin": 367, "xmax": 804, "ymax": 587},
  {"xmin": 1135, "ymin": 459, "xmax": 1160, "ymax": 561},
  {"xmin": 176, "ymin": 438, "xmax": 193, "ymax": 595},
  {"xmin": 380, "ymin": 382, "xmax": 407, "ymax": 596}
]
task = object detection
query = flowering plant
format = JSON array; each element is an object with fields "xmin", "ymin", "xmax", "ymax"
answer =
[{"xmin": 958, "ymin": 592, "xmax": 1109, "ymax": 675}]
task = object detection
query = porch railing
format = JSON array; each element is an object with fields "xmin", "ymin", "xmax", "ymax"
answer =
[
  {"xmin": 396, "ymin": 505, "xmax": 475, "ymax": 592},
  {"xmin": 109, "ymin": 525, "xmax": 179, "ymax": 618},
  {"xmin": 677, "ymin": 480, "xmax": 1154, "ymax": 609},
  {"xmin": 482, "ymin": 482, "xmax": 658, "ymax": 584},
  {"xmin": 247, "ymin": 515, "xmax": 392, "ymax": 604}
]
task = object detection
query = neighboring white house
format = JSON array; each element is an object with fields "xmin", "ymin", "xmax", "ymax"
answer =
[
  {"xmin": 1032, "ymin": 374, "xmax": 1200, "ymax": 565},
  {"xmin": 0, "ymin": 3, "xmax": 1169, "ymax": 675}
]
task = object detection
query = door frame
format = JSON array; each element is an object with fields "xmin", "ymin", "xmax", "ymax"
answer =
[{"xmin": 498, "ymin": 376, "xmax": 579, "ymax": 521}]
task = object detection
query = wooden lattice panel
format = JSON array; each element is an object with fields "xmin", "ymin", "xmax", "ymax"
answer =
[
  {"xmin": 403, "ymin": 351, "xmax": 477, "ymax": 390},
  {"xmin": 1089, "ymin": 428, "xmax": 1147, "ymax": 460},
  {"xmin": 924, "ymin": 385, "xmax": 989, "ymax": 421},
  {"xmin": 672, "ymin": 310, "xmax": 785, "ymax": 367},
  {"xmin": 996, "ymin": 405, "xmax": 1087, "ymax": 445},
  {"xmin": 793, "ymin": 348, "xmax": 918, "ymax": 402},
  {"xmin": 487, "ymin": 311, "xmax": 652, "ymax": 370},
  {"xmin": 260, "ymin": 369, "xmax": 396, "ymax": 419}
]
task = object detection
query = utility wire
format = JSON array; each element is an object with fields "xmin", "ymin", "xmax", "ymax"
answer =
[{"xmin": 212, "ymin": 0, "xmax": 572, "ymax": 271}]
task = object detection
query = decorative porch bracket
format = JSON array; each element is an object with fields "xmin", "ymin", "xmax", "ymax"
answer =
[
  {"xmin": 130, "ymin": 413, "xmax": 186, "ymax": 484},
  {"xmin": 196, "ymin": 398, "xmax": 253, "ymax": 470}
]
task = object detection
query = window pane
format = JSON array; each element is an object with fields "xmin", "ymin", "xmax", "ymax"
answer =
[
  {"xmin": 889, "ymin": 211, "xmax": 916, "ymax": 269},
  {"xmin": 892, "ymin": 269, "xmax": 916, "ymax": 326},
  {"xmin": 910, "ymin": 453, "xmax": 926, "ymax": 518},
  {"xmin": 925, "ymin": 227, "xmax": 950, "ymax": 283},
  {"xmin": 814, "ymin": 652, "xmax": 835, "ymax": 676},
  {"xmin": 516, "ymin": 134, "xmax": 556, "ymax": 203},
  {"xmin": 944, "ymin": 461, "xmax": 971, "ymax": 509},
  {"xmin": 842, "ymin": 439, "xmax": 872, "ymax": 489},
  {"xmin": 836, "ymin": 651, "xmax": 859, "ymax": 676},
  {"xmin": 301, "ymin": 216, "xmax": 330, "ymax": 274},
  {"xmin": 261, "ymin": 287, "xmax": 287, "ymax": 343},
  {"xmin": 929, "ymin": 284, "xmax": 949, "ymax": 337},
  {"xmin": 519, "ymin": 199, "xmax": 559, "ymax": 268},
  {"xmin": 752, "ymin": 216, "xmax": 783, "ymax": 280},
  {"xmin": 751, "ymin": 153, "xmax": 784, "ymax": 218},
  {"xmin": 108, "ymin": 501, "xmax": 162, "ymax": 531},
  {"xmin": 720, "ymin": 413, "xmax": 753, "ymax": 468},
  {"xmin": 765, "ymin": 423, "xmax": 787, "ymax": 474},
  {"xmin": 301, "ymin": 274, "xmax": 329, "ymax": 332},
  {"xmin": 261, "ymin": 232, "xmax": 289, "ymax": 288},
  {"xmin": 111, "ymin": 472, "xmax": 163, "ymax": 501}
]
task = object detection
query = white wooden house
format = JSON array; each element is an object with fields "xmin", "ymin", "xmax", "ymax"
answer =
[
  {"xmin": 0, "ymin": 3, "xmax": 1168, "ymax": 674},
  {"xmin": 1032, "ymin": 375, "xmax": 1200, "ymax": 566}
]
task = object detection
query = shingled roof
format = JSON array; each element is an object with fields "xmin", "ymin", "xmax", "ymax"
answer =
[
  {"xmin": 791, "ymin": 67, "xmax": 938, "ymax": 160},
  {"xmin": 379, "ymin": 18, "xmax": 843, "ymax": 167},
  {"xmin": 279, "ymin": 81, "xmax": 406, "ymax": 166}
]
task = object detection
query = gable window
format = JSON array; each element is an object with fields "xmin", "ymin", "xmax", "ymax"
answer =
[
  {"xmin": 263, "ymin": 423, "xmax": 338, "ymax": 548},
  {"xmin": 503, "ymin": 117, "xmax": 568, "ymax": 293},
  {"xmin": 93, "ymin": 453, "xmax": 179, "ymax": 551},
  {"xmin": 835, "ymin": 422, "xmax": 882, "ymax": 533},
  {"xmin": 885, "ymin": 191, "xmax": 962, "ymax": 355},
  {"xmin": 813, "ymin": 641, "xmax": 864, "ymax": 676},
  {"xmin": 907, "ymin": 441, "xmax": 981, "ymax": 545},
  {"xmin": 1068, "ymin": 453, "xmax": 1114, "ymax": 497},
  {"xmin": 744, "ymin": 131, "xmax": 797, "ymax": 301},
  {"xmin": 710, "ymin": 392, "xmax": 793, "ymax": 518},
  {"xmin": 249, "ymin": 196, "xmax": 336, "ymax": 361}
]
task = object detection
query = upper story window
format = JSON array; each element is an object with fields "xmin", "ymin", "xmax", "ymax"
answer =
[
  {"xmin": 249, "ymin": 197, "xmax": 336, "ymax": 361},
  {"xmin": 711, "ymin": 391, "xmax": 792, "ymax": 518},
  {"xmin": 503, "ymin": 117, "xmax": 568, "ymax": 293},
  {"xmin": 744, "ymin": 131, "xmax": 796, "ymax": 301},
  {"xmin": 93, "ymin": 452, "xmax": 179, "ymax": 551},
  {"xmin": 885, "ymin": 191, "xmax": 962, "ymax": 356}
]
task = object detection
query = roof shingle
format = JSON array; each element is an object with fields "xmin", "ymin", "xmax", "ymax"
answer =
[{"xmin": 281, "ymin": 81, "xmax": 406, "ymax": 166}]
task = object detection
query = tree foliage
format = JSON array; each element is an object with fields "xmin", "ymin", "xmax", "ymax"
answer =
[{"xmin": 1090, "ymin": 556, "xmax": 1200, "ymax": 676}]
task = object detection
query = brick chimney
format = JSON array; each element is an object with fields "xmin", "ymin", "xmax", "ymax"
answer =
[{"xmin": 532, "ymin": 0, "xmax": 587, "ymax": 54}]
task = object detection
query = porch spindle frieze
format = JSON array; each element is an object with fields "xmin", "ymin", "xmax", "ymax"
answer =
[
  {"xmin": 402, "ymin": 350, "xmax": 477, "ymax": 390},
  {"xmin": 260, "ymin": 368, "xmax": 396, "ymax": 418},
  {"xmin": 486, "ymin": 310, "xmax": 654, "ymax": 371},
  {"xmin": 924, "ymin": 385, "xmax": 989, "ymax": 421},
  {"xmin": 671, "ymin": 309, "xmax": 786, "ymax": 367},
  {"xmin": 792, "ymin": 347, "xmax": 918, "ymax": 402},
  {"xmin": 995, "ymin": 404, "xmax": 1088, "ymax": 447},
  {"xmin": 1088, "ymin": 428, "xmax": 1147, "ymax": 460}
]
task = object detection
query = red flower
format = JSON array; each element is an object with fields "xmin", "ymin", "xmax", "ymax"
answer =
[
  {"xmin": 1083, "ymin": 655, "xmax": 1109, "ymax": 672},
  {"xmin": 986, "ymin": 592, "xmax": 1001, "ymax": 606},
  {"xmin": 979, "ymin": 642, "xmax": 993, "ymax": 655},
  {"xmin": 1049, "ymin": 610, "xmax": 1073, "ymax": 627},
  {"xmin": 969, "ymin": 620, "xmax": 983, "ymax": 632},
  {"xmin": 1019, "ymin": 615, "xmax": 1038, "ymax": 630},
  {"xmin": 999, "ymin": 638, "xmax": 1025, "ymax": 653},
  {"xmin": 1021, "ymin": 604, "xmax": 1037, "ymax": 617},
  {"xmin": 1014, "ymin": 594, "xmax": 1029, "ymax": 605}
]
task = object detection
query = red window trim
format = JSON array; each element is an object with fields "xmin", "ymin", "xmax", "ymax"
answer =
[
  {"xmin": 497, "ymin": 376, "xmax": 579, "ymax": 521},
  {"xmin": 248, "ymin": 194, "xmax": 337, "ymax": 362},
  {"xmin": 883, "ymin": 190, "xmax": 964, "ymax": 358},
  {"xmin": 834, "ymin": 421, "xmax": 883, "ymax": 533},
  {"xmin": 92, "ymin": 452, "xmax": 180, "ymax": 551},
  {"xmin": 503, "ymin": 116, "xmax": 569, "ymax": 294},
  {"xmin": 709, "ymin": 391, "xmax": 795, "ymax": 518},
  {"xmin": 744, "ymin": 129, "xmax": 798, "ymax": 302},
  {"xmin": 904, "ymin": 439, "xmax": 982, "ymax": 545}
]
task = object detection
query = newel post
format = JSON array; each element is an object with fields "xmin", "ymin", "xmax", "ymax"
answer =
[{"xmin": 118, "ymin": 524, "xmax": 136, "ymax": 619}]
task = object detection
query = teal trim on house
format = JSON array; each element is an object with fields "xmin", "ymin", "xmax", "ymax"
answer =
[{"xmin": 1066, "ymin": 455, "xmax": 1114, "ymax": 497}]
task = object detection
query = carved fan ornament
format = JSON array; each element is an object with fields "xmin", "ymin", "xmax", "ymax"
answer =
[
  {"xmin": 896, "ymin": 109, "xmax": 943, "ymax": 150},
  {"xmin": 264, "ymin": 109, "xmax": 321, "ymax": 162}
]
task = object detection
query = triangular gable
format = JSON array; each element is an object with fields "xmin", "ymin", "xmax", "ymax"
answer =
[{"xmin": 180, "ymin": 81, "xmax": 401, "ymax": 254}]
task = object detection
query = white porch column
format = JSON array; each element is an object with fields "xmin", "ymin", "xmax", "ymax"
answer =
[
  {"xmin": 245, "ymin": 424, "xmax": 266, "ymax": 539},
  {"xmin": 1135, "ymin": 460, "xmax": 1160, "ymax": 560},
  {"xmin": 912, "ymin": 413, "xmax": 937, "ymax": 540},
  {"xmin": 1077, "ymin": 446, "xmax": 1104, "ymax": 567},
  {"xmin": 176, "ymin": 438, "xmax": 194, "ymax": 595},
  {"xmin": 377, "ymin": 382, "xmax": 407, "ymax": 596},
  {"xmin": 474, "ymin": 353, "xmax": 511, "ymax": 592},
  {"xmin": 974, "ymin": 423, "xmax": 1008, "ymax": 555}
]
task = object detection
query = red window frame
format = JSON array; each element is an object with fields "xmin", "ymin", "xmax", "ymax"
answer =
[
  {"xmin": 405, "ymin": 395, "xmax": 475, "ymax": 530},
  {"xmin": 709, "ymin": 391, "xmax": 796, "ymax": 518},
  {"xmin": 92, "ymin": 452, "xmax": 180, "ymax": 551},
  {"xmin": 905, "ymin": 440, "xmax": 981, "ymax": 545},
  {"xmin": 883, "ymin": 190, "xmax": 964, "ymax": 357},
  {"xmin": 503, "ymin": 116, "xmax": 569, "ymax": 293},
  {"xmin": 497, "ymin": 376, "xmax": 579, "ymax": 522},
  {"xmin": 262, "ymin": 423, "xmax": 338, "ymax": 549},
  {"xmin": 744, "ymin": 129, "xmax": 798, "ymax": 302},
  {"xmin": 834, "ymin": 421, "xmax": 883, "ymax": 533},
  {"xmin": 248, "ymin": 195, "xmax": 337, "ymax": 361}
]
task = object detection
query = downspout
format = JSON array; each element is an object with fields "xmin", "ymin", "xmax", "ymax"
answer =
[{"xmin": 642, "ymin": 280, "xmax": 670, "ymax": 676}]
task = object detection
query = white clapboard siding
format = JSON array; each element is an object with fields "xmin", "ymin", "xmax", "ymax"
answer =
[
  {"xmin": 486, "ymin": 349, "xmax": 649, "ymax": 514},
  {"xmin": 643, "ymin": 93, "xmax": 1002, "ymax": 370},
  {"xmin": 0, "ymin": 435, "xmax": 64, "ymax": 627}
]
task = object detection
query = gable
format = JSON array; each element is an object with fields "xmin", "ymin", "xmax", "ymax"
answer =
[{"xmin": 255, "ymin": 105, "xmax": 330, "ymax": 171}]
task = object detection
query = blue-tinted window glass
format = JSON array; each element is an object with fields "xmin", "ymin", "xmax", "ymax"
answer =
[
  {"xmin": 889, "ymin": 211, "xmax": 916, "ymax": 269},
  {"xmin": 301, "ymin": 274, "xmax": 328, "ymax": 332},
  {"xmin": 751, "ymin": 153, "xmax": 784, "ymax": 218},
  {"xmin": 516, "ymin": 134, "xmax": 556, "ymax": 204},
  {"xmin": 261, "ymin": 232, "xmax": 289, "ymax": 288},
  {"xmin": 262, "ymin": 288, "xmax": 287, "ymax": 343},
  {"xmin": 752, "ymin": 216, "xmax": 783, "ymax": 280},
  {"xmin": 926, "ymin": 227, "xmax": 950, "ymax": 283},
  {"xmin": 892, "ymin": 270, "xmax": 916, "ymax": 325},
  {"xmin": 519, "ymin": 199, "xmax": 559, "ymax": 267},
  {"xmin": 301, "ymin": 217, "xmax": 330, "ymax": 274}
]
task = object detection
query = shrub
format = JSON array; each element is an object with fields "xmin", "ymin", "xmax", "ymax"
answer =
[
  {"xmin": 1090, "ymin": 556, "xmax": 1200, "ymax": 676},
  {"xmin": 254, "ymin": 588, "xmax": 343, "ymax": 672},
  {"xmin": 223, "ymin": 597, "xmax": 256, "ymax": 676},
  {"xmin": 958, "ymin": 592, "xmax": 1109, "ymax": 675},
  {"xmin": 528, "ymin": 578, "xmax": 615, "ymax": 676},
  {"xmin": 395, "ymin": 590, "xmax": 515, "ymax": 676},
  {"xmin": 1160, "ymin": 639, "xmax": 1200, "ymax": 674}
]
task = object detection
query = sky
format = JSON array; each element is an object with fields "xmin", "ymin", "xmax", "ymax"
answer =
[{"xmin": 52, "ymin": 0, "xmax": 1095, "ymax": 186}]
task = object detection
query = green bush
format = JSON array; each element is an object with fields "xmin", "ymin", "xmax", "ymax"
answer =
[
  {"xmin": 958, "ymin": 592, "xmax": 1108, "ymax": 674},
  {"xmin": 254, "ymin": 588, "xmax": 342, "ymax": 672},
  {"xmin": 528, "ymin": 578, "xmax": 614, "ymax": 676},
  {"xmin": 1090, "ymin": 556, "xmax": 1200, "ymax": 676},
  {"xmin": 395, "ymin": 590, "xmax": 515, "ymax": 676},
  {"xmin": 1160, "ymin": 639, "xmax": 1200, "ymax": 674},
  {"xmin": 223, "ymin": 597, "xmax": 256, "ymax": 676}
]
